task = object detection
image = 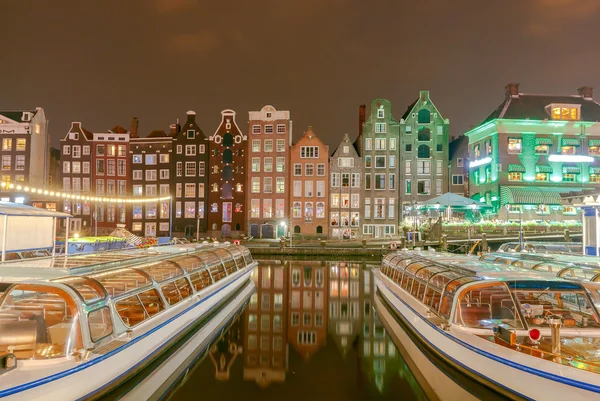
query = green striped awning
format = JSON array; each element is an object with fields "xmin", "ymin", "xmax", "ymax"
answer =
[
  {"xmin": 563, "ymin": 166, "xmax": 580, "ymax": 174},
  {"xmin": 500, "ymin": 186, "xmax": 563, "ymax": 206},
  {"xmin": 589, "ymin": 139, "xmax": 600, "ymax": 147},
  {"xmin": 590, "ymin": 167, "xmax": 600, "ymax": 174},
  {"xmin": 535, "ymin": 137, "xmax": 553, "ymax": 146},
  {"xmin": 508, "ymin": 164, "xmax": 526, "ymax": 172},
  {"xmin": 562, "ymin": 138, "xmax": 580, "ymax": 146},
  {"xmin": 535, "ymin": 165, "xmax": 553, "ymax": 173}
]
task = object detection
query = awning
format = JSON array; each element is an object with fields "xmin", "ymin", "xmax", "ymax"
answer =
[
  {"xmin": 535, "ymin": 138, "xmax": 554, "ymax": 146},
  {"xmin": 589, "ymin": 139, "xmax": 600, "ymax": 147},
  {"xmin": 535, "ymin": 165, "xmax": 553, "ymax": 173},
  {"xmin": 563, "ymin": 166, "xmax": 581, "ymax": 174},
  {"xmin": 508, "ymin": 164, "xmax": 526, "ymax": 172},
  {"xmin": 590, "ymin": 167, "xmax": 600, "ymax": 174},
  {"xmin": 562, "ymin": 138, "xmax": 580, "ymax": 146},
  {"xmin": 500, "ymin": 186, "xmax": 563, "ymax": 206}
]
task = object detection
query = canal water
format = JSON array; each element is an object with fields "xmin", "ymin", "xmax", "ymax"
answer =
[{"xmin": 168, "ymin": 258, "xmax": 509, "ymax": 401}]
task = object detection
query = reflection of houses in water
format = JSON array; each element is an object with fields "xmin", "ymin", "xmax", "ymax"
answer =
[
  {"xmin": 328, "ymin": 262, "xmax": 362, "ymax": 356},
  {"xmin": 243, "ymin": 261, "xmax": 288, "ymax": 387},
  {"xmin": 208, "ymin": 318, "xmax": 243, "ymax": 381},
  {"xmin": 287, "ymin": 261, "xmax": 328, "ymax": 360},
  {"xmin": 360, "ymin": 268, "xmax": 399, "ymax": 393}
]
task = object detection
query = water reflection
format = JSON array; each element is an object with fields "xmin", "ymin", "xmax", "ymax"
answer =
[{"xmin": 171, "ymin": 259, "xmax": 426, "ymax": 400}]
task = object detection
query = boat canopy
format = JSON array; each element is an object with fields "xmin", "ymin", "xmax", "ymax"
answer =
[{"xmin": 0, "ymin": 245, "xmax": 254, "ymax": 361}]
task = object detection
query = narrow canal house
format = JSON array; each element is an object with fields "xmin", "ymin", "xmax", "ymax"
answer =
[
  {"xmin": 61, "ymin": 121, "xmax": 94, "ymax": 233},
  {"xmin": 288, "ymin": 261, "xmax": 328, "ymax": 360},
  {"xmin": 329, "ymin": 133, "xmax": 362, "ymax": 239},
  {"xmin": 399, "ymin": 90, "xmax": 450, "ymax": 217},
  {"xmin": 449, "ymin": 135, "xmax": 469, "ymax": 197},
  {"xmin": 243, "ymin": 261, "xmax": 288, "ymax": 385},
  {"xmin": 246, "ymin": 105, "xmax": 292, "ymax": 239},
  {"xmin": 208, "ymin": 109, "xmax": 247, "ymax": 238},
  {"xmin": 465, "ymin": 84, "xmax": 600, "ymax": 221},
  {"xmin": 172, "ymin": 111, "xmax": 209, "ymax": 238},
  {"xmin": 356, "ymin": 99, "xmax": 400, "ymax": 238},
  {"xmin": 92, "ymin": 126, "xmax": 130, "ymax": 234},
  {"xmin": 289, "ymin": 127, "xmax": 329, "ymax": 238},
  {"xmin": 129, "ymin": 120, "xmax": 174, "ymax": 237}
]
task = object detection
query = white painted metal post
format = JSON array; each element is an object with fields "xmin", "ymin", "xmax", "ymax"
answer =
[
  {"xmin": 65, "ymin": 217, "xmax": 70, "ymax": 256},
  {"xmin": 1, "ymin": 215, "xmax": 7, "ymax": 262},
  {"xmin": 52, "ymin": 217, "xmax": 57, "ymax": 257}
]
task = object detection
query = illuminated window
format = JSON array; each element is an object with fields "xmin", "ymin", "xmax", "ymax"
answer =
[
  {"xmin": 535, "ymin": 172, "xmax": 549, "ymax": 181},
  {"xmin": 473, "ymin": 144, "xmax": 480, "ymax": 158},
  {"xmin": 536, "ymin": 204, "xmax": 549, "ymax": 214},
  {"xmin": 551, "ymin": 106, "xmax": 579, "ymax": 120},
  {"xmin": 508, "ymin": 172, "xmax": 522, "ymax": 181},
  {"xmin": 2, "ymin": 139, "xmax": 11, "ymax": 151},
  {"xmin": 563, "ymin": 206, "xmax": 576, "ymax": 214},
  {"xmin": 535, "ymin": 145, "xmax": 549, "ymax": 154},
  {"xmin": 591, "ymin": 174, "xmax": 600, "ymax": 183},
  {"xmin": 508, "ymin": 138, "xmax": 522, "ymax": 154},
  {"xmin": 561, "ymin": 146, "xmax": 576, "ymax": 155},
  {"xmin": 562, "ymin": 173, "xmax": 576, "ymax": 182},
  {"xmin": 377, "ymin": 106, "xmax": 384, "ymax": 119},
  {"xmin": 590, "ymin": 147, "xmax": 600, "ymax": 156}
]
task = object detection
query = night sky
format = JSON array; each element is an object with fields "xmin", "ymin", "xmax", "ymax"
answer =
[{"xmin": 2, "ymin": 0, "xmax": 600, "ymax": 148}]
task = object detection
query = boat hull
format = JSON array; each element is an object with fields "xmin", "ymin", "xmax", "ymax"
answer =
[
  {"xmin": 0, "ymin": 264, "xmax": 255, "ymax": 401},
  {"xmin": 374, "ymin": 270, "xmax": 600, "ymax": 401}
]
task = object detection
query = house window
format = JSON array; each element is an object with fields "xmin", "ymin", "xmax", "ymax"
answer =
[
  {"xmin": 316, "ymin": 180, "xmax": 325, "ymax": 197},
  {"xmin": 365, "ymin": 155, "xmax": 372, "ymax": 168},
  {"xmin": 389, "ymin": 155, "xmax": 396, "ymax": 168},
  {"xmin": 300, "ymin": 146, "xmax": 319, "ymax": 158},
  {"xmin": 317, "ymin": 163, "xmax": 325, "ymax": 175},
  {"xmin": 185, "ymin": 162, "xmax": 196, "ymax": 176},
  {"xmin": 417, "ymin": 109, "xmax": 431, "ymax": 123},
  {"xmin": 562, "ymin": 145, "xmax": 576, "ymax": 155},
  {"xmin": 508, "ymin": 138, "xmax": 522, "ymax": 154},
  {"xmin": 264, "ymin": 125, "xmax": 274, "ymax": 134},
  {"xmin": 591, "ymin": 174, "xmax": 600, "ymax": 183},
  {"xmin": 417, "ymin": 179, "xmax": 430, "ymax": 195},
  {"xmin": 457, "ymin": 158, "xmax": 464, "ymax": 167},
  {"xmin": 96, "ymin": 145, "xmax": 105, "ymax": 156},
  {"xmin": 117, "ymin": 160, "xmax": 126, "ymax": 176},
  {"xmin": 145, "ymin": 154, "xmax": 157, "ymax": 164},
  {"xmin": 405, "ymin": 179, "xmax": 411, "ymax": 194},
  {"xmin": 351, "ymin": 173, "xmax": 360, "ymax": 187},
  {"xmin": 184, "ymin": 202, "xmax": 195, "ymax": 218},
  {"xmin": 293, "ymin": 202, "xmax": 301, "ymax": 218},
  {"xmin": 590, "ymin": 146, "xmax": 600, "ymax": 156},
  {"xmin": 276, "ymin": 177, "xmax": 285, "ymax": 193},
  {"xmin": 133, "ymin": 154, "xmax": 142, "ymax": 164},
  {"xmin": 252, "ymin": 139, "xmax": 260, "ymax": 152},
  {"xmin": 72, "ymin": 145, "xmax": 81, "ymax": 157},
  {"xmin": 375, "ymin": 138, "xmax": 386, "ymax": 150},
  {"xmin": 62, "ymin": 145, "xmax": 70, "ymax": 155},
  {"xmin": 436, "ymin": 144, "xmax": 443, "ymax": 152},
  {"xmin": 264, "ymin": 140, "xmax": 273, "ymax": 152},
  {"xmin": 551, "ymin": 106, "xmax": 579, "ymax": 121},
  {"xmin": 452, "ymin": 175, "xmax": 464, "ymax": 185},
  {"xmin": 251, "ymin": 177, "xmax": 260, "ymax": 193},
  {"xmin": 436, "ymin": 179, "xmax": 442, "ymax": 194},
  {"xmin": 417, "ymin": 128, "xmax": 431, "ymax": 141},
  {"xmin": 389, "ymin": 174, "xmax": 396, "ymax": 190},
  {"xmin": 276, "ymin": 139, "xmax": 285, "ymax": 152},
  {"xmin": 185, "ymin": 145, "xmax": 196, "ymax": 156},
  {"xmin": 252, "ymin": 157, "xmax": 260, "ymax": 172},
  {"xmin": 417, "ymin": 160, "xmax": 430, "ymax": 174},
  {"xmin": 405, "ymin": 144, "xmax": 412, "ymax": 152},
  {"xmin": 331, "ymin": 173, "xmax": 340, "ymax": 187},
  {"xmin": 96, "ymin": 160, "xmax": 104, "ymax": 174},
  {"xmin": 417, "ymin": 144, "xmax": 430, "ymax": 158},
  {"xmin": 375, "ymin": 156, "xmax": 385, "ymax": 168},
  {"xmin": 563, "ymin": 173, "xmax": 576, "ymax": 182},
  {"xmin": 62, "ymin": 161, "xmax": 70, "ymax": 173},
  {"xmin": 375, "ymin": 123, "xmax": 386, "ymax": 133},
  {"xmin": 176, "ymin": 162, "xmax": 182, "ymax": 176},
  {"xmin": 293, "ymin": 181, "xmax": 302, "ymax": 197},
  {"xmin": 294, "ymin": 163, "xmax": 302, "ymax": 176},
  {"xmin": 365, "ymin": 138, "xmax": 372, "ymax": 150},
  {"xmin": 305, "ymin": 164, "xmax": 314, "ymax": 176},
  {"xmin": 187, "ymin": 130, "xmax": 195, "ymax": 139},
  {"xmin": 508, "ymin": 172, "xmax": 522, "ymax": 181},
  {"xmin": 199, "ymin": 162, "xmax": 205, "ymax": 176},
  {"xmin": 365, "ymin": 173, "xmax": 371, "ymax": 190},
  {"xmin": 390, "ymin": 138, "xmax": 396, "ymax": 150},
  {"xmin": 374, "ymin": 174, "xmax": 385, "ymax": 190},
  {"xmin": 83, "ymin": 162, "xmax": 90, "ymax": 174},
  {"xmin": 277, "ymin": 124, "xmax": 286, "ymax": 133},
  {"xmin": 160, "ymin": 154, "xmax": 169, "ymax": 163},
  {"xmin": 338, "ymin": 158, "xmax": 354, "ymax": 168},
  {"xmin": 535, "ymin": 172, "xmax": 549, "ymax": 181},
  {"xmin": 342, "ymin": 173, "xmax": 350, "ymax": 187},
  {"xmin": 377, "ymin": 106, "xmax": 384, "ymax": 119},
  {"xmin": 145, "ymin": 170, "xmax": 157, "ymax": 181},
  {"xmin": 82, "ymin": 145, "xmax": 90, "ymax": 155},
  {"xmin": 1, "ymin": 139, "xmax": 11, "ymax": 151},
  {"xmin": 374, "ymin": 198, "xmax": 385, "ymax": 219},
  {"xmin": 252, "ymin": 125, "xmax": 261, "ymax": 134},
  {"xmin": 160, "ymin": 169, "xmax": 169, "ymax": 179},
  {"xmin": 364, "ymin": 198, "xmax": 371, "ymax": 219}
]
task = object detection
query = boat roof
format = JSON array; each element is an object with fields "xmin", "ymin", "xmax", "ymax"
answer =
[
  {"xmin": 0, "ymin": 202, "xmax": 71, "ymax": 218},
  {"xmin": 385, "ymin": 250, "xmax": 585, "ymax": 283},
  {"xmin": 0, "ymin": 243, "xmax": 240, "ymax": 282}
]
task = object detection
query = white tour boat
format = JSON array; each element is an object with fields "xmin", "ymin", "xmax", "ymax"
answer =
[
  {"xmin": 375, "ymin": 250, "xmax": 600, "ymax": 400},
  {"xmin": 0, "ymin": 243, "xmax": 257, "ymax": 400}
]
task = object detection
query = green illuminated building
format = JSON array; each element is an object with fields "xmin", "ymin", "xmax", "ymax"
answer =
[{"xmin": 465, "ymin": 84, "xmax": 600, "ymax": 220}]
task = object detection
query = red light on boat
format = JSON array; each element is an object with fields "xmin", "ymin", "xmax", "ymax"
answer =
[{"xmin": 529, "ymin": 329, "xmax": 541, "ymax": 341}]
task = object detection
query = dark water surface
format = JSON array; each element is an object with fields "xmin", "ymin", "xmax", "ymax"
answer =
[{"xmin": 168, "ymin": 259, "xmax": 505, "ymax": 401}]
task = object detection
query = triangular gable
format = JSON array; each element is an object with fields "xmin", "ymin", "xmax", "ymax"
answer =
[{"xmin": 401, "ymin": 91, "xmax": 445, "ymax": 122}]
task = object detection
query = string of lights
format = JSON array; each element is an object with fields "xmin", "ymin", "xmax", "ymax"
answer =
[{"xmin": 0, "ymin": 182, "xmax": 171, "ymax": 204}]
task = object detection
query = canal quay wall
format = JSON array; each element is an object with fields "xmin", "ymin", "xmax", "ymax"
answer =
[{"xmin": 247, "ymin": 246, "xmax": 391, "ymax": 258}]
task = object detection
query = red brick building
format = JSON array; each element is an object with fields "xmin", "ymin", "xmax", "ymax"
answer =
[{"xmin": 208, "ymin": 109, "xmax": 247, "ymax": 238}]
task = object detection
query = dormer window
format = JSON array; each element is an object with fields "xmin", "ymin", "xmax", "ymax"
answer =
[
  {"xmin": 377, "ymin": 106, "xmax": 384, "ymax": 119},
  {"xmin": 547, "ymin": 104, "xmax": 580, "ymax": 120}
]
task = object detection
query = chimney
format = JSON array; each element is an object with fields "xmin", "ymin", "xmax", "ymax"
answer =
[
  {"xmin": 578, "ymin": 86, "xmax": 593, "ymax": 100},
  {"xmin": 359, "ymin": 104, "xmax": 366, "ymax": 136},
  {"xmin": 505, "ymin": 83, "xmax": 520, "ymax": 98},
  {"xmin": 130, "ymin": 117, "xmax": 139, "ymax": 138},
  {"xmin": 169, "ymin": 124, "xmax": 178, "ymax": 136}
]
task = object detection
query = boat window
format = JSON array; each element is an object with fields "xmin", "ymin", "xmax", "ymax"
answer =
[
  {"xmin": 454, "ymin": 283, "xmax": 524, "ymax": 329},
  {"xmin": 212, "ymin": 248, "xmax": 234, "ymax": 263},
  {"xmin": 89, "ymin": 268, "xmax": 152, "ymax": 297},
  {"xmin": 141, "ymin": 260, "xmax": 185, "ymax": 282},
  {"xmin": 532, "ymin": 263, "xmax": 556, "ymax": 272},
  {"xmin": 198, "ymin": 251, "xmax": 223, "ymax": 270},
  {"xmin": 88, "ymin": 307, "xmax": 113, "ymax": 342},
  {"xmin": 170, "ymin": 255, "xmax": 205, "ymax": 273},
  {"xmin": 241, "ymin": 247, "xmax": 253, "ymax": 264},
  {"xmin": 52, "ymin": 277, "xmax": 106, "ymax": 304},
  {"xmin": 115, "ymin": 288, "xmax": 165, "ymax": 327},
  {"xmin": 228, "ymin": 246, "xmax": 245, "ymax": 267},
  {"xmin": 558, "ymin": 267, "xmax": 600, "ymax": 282},
  {"xmin": 444, "ymin": 276, "xmax": 481, "ymax": 296},
  {"xmin": 161, "ymin": 278, "xmax": 193, "ymax": 306},
  {"xmin": 0, "ymin": 284, "xmax": 83, "ymax": 359},
  {"xmin": 429, "ymin": 271, "xmax": 463, "ymax": 291},
  {"xmin": 513, "ymin": 288, "xmax": 600, "ymax": 329},
  {"xmin": 189, "ymin": 270, "xmax": 212, "ymax": 291}
]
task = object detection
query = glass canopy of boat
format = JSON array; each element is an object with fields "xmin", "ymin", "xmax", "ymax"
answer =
[
  {"xmin": 0, "ymin": 245, "xmax": 253, "ymax": 360},
  {"xmin": 482, "ymin": 253, "xmax": 600, "ymax": 283}
]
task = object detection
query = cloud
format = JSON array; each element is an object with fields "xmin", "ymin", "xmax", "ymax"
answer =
[
  {"xmin": 167, "ymin": 32, "xmax": 220, "ymax": 53},
  {"xmin": 525, "ymin": 0, "xmax": 600, "ymax": 37},
  {"xmin": 153, "ymin": 0, "xmax": 197, "ymax": 14}
]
